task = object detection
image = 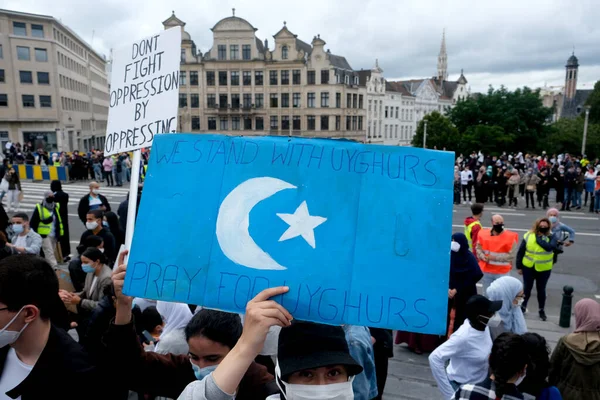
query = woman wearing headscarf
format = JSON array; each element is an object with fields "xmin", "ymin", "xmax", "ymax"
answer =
[
  {"xmin": 51, "ymin": 180, "xmax": 70, "ymax": 258},
  {"xmin": 549, "ymin": 298, "xmax": 600, "ymax": 400},
  {"xmin": 474, "ymin": 166, "xmax": 490, "ymax": 204},
  {"xmin": 449, "ymin": 233, "xmax": 483, "ymax": 334},
  {"xmin": 485, "ymin": 276, "xmax": 527, "ymax": 340},
  {"xmin": 154, "ymin": 300, "xmax": 194, "ymax": 355}
]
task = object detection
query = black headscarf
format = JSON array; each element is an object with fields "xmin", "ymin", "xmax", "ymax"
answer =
[
  {"xmin": 450, "ymin": 233, "xmax": 483, "ymax": 290},
  {"xmin": 50, "ymin": 180, "xmax": 62, "ymax": 192}
]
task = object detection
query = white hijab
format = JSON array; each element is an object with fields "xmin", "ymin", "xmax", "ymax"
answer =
[
  {"xmin": 486, "ymin": 277, "xmax": 527, "ymax": 334},
  {"xmin": 156, "ymin": 301, "xmax": 193, "ymax": 337}
]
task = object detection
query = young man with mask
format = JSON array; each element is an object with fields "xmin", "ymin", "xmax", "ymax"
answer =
[
  {"xmin": 29, "ymin": 191, "xmax": 64, "ymax": 267},
  {"xmin": 475, "ymin": 214, "xmax": 519, "ymax": 293},
  {"xmin": 77, "ymin": 181, "xmax": 111, "ymax": 226},
  {"xmin": 6, "ymin": 214, "xmax": 41, "ymax": 256},
  {"xmin": 79, "ymin": 210, "xmax": 116, "ymax": 265},
  {"xmin": 429, "ymin": 295, "xmax": 502, "ymax": 400},
  {"xmin": 0, "ymin": 255, "xmax": 104, "ymax": 399}
]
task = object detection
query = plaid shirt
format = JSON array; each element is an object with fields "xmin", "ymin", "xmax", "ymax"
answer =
[{"xmin": 452, "ymin": 378, "xmax": 525, "ymax": 400}]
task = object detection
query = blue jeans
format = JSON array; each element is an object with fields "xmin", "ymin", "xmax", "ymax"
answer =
[
  {"xmin": 595, "ymin": 191, "xmax": 600, "ymax": 211},
  {"xmin": 482, "ymin": 272, "xmax": 509, "ymax": 295},
  {"xmin": 574, "ymin": 191, "xmax": 582, "ymax": 208},
  {"xmin": 93, "ymin": 164, "xmax": 102, "ymax": 181},
  {"xmin": 115, "ymin": 169, "xmax": 123, "ymax": 186}
]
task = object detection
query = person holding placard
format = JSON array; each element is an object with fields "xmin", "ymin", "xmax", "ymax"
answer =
[{"xmin": 105, "ymin": 252, "xmax": 279, "ymax": 400}]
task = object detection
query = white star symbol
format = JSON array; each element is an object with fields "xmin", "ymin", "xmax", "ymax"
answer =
[{"xmin": 276, "ymin": 201, "xmax": 327, "ymax": 249}]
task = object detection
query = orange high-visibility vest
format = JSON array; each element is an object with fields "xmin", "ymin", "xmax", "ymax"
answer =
[{"xmin": 477, "ymin": 229, "xmax": 519, "ymax": 274}]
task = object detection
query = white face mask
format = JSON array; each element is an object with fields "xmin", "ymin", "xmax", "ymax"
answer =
[
  {"xmin": 514, "ymin": 371, "xmax": 527, "ymax": 386},
  {"xmin": 514, "ymin": 298, "xmax": 524, "ymax": 307},
  {"xmin": 92, "ymin": 189, "xmax": 100, "ymax": 195},
  {"xmin": 86, "ymin": 221, "xmax": 99, "ymax": 231},
  {"xmin": 275, "ymin": 362, "xmax": 355, "ymax": 400},
  {"xmin": 0, "ymin": 307, "xmax": 29, "ymax": 348},
  {"xmin": 480, "ymin": 314, "xmax": 502, "ymax": 328},
  {"xmin": 99, "ymin": 248, "xmax": 105, "ymax": 253},
  {"xmin": 450, "ymin": 241, "xmax": 461, "ymax": 252}
]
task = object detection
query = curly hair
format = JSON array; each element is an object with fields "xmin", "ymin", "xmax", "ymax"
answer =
[{"xmin": 489, "ymin": 333, "xmax": 529, "ymax": 398}]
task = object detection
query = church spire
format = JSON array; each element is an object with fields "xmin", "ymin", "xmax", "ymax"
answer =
[{"xmin": 437, "ymin": 29, "xmax": 448, "ymax": 82}]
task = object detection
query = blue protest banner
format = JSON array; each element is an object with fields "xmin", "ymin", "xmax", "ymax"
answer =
[{"xmin": 124, "ymin": 134, "xmax": 454, "ymax": 334}]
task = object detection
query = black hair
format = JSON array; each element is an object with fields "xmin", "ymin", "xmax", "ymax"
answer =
[
  {"xmin": 76, "ymin": 235, "xmax": 104, "ymax": 255},
  {"xmin": 519, "ymin": 333, "xmax": 550, "ymax": 396},
  {"xmin": 141, "ymin": 306, "xmax": 163, "ymax": 333},
  {"xmin": 489, "ymin": 333, "xmax": 529, "ymax": 398},
  {"xmin": 87, "ymin": 209, "xmax": 104, "ymax": 220},
  {"xmin": 81, "ymin": 247, "xmax": 106, "ymax": 264},
  {"xmin": 471, "ymin": 203, "xmax": 484, "ymax": 216},
  {"xmin": 0, "ymin": 255, "xmax": 61, "ymax": 320},
  {"xmin": 12, "ymin": 213, "xmax": 29, "ymax": 222},
  {"xmin": 50, "ymin": 180, "xmax": 62, "ymax": 192},
  {"xmin": 104, "ymin": 211, "xmax": 121, "ymax": 235},
  {"xmin": 184, "ymin": 309, "xmax": 242, "ymax": 349}
]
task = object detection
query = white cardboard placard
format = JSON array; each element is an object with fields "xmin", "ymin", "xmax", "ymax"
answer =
[{"xmin": 104, "ymin": 27, "xmax": 181, "ymax": 155}]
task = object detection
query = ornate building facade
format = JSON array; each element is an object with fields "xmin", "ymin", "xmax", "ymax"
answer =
[
  {"xmin": 360, "ymin": 31, "xmax": 468, "ymax": 146},
  {"xmin": 170, "ymin": 11, "xmax": 366, "ymax": 141}
]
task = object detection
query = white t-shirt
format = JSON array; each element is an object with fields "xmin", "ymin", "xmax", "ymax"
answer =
[
  {"xmin": 13, "ymin": 235, "xmax": 27, "ymax": 249},
  {"xmin": 460, "ymin": 170, "xmax": 473, "ymax": 185},
  {"xmin": 88, "ymin": 195, "xmax": 103, "ymax": 211},
  {"xmin": 0, "ymin": 348, "xmax": 34, "ymax": 399}
]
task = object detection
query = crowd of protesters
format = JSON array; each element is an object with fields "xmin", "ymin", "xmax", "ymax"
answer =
[
  {"xmin": 454, "ymin": 151, "xmax": 600, "ymax": 213},
  {"xmin": 2, "ymin": 141, "xmax": 150, "ymax": 187}
]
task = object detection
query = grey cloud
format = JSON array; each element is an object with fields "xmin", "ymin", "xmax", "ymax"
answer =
[{"xmin": 6, "ymin": 0, "xmax": 599, "ymax": 92}]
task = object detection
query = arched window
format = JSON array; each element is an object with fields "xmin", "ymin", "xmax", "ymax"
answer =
[{"xmin": 282, "ymin": 46, "xmax": 288, "ymax": 60}]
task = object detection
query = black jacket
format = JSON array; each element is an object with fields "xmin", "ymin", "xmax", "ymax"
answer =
[
  {"xmin": 0, "ymin": 324, "xmax": 105, "ymax": 399},
  {"xmin": 77, "ymin": 193, "xmax": 111, "ymax": 224},
  {"xmin": 79, "ymin": 228, "xmax": 117, "ymax": 265}
]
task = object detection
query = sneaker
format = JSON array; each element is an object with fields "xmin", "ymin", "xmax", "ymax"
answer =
[
  {"xmin": 462, "ymin": 201, "xmax": 466, "ymax": 205},
  {"xmin": 539, "ymin": 310, "xmax": 547, "ymax": 321},
  {"xmin": 469, "ymin": 201, "xmax": 473, "ymax": 205}
]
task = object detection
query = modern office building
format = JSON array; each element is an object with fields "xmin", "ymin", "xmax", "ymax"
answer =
[{"xmin": 0, "ymin": 9, "xmax": 109, "ymax": 152}]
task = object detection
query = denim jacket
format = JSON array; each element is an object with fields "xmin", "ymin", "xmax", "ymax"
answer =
[{"xmin": 343, "ymin": 325, "xmax": 378, "ymax": 400}]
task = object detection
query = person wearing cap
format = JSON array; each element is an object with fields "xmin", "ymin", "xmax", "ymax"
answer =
[
  {"xmin": 429, "ymin": 295, "xmax": 502, "ymax": 400},
  {"xmin": 29, "ymin": 190, "xmax": 64, "ymax": 267}
]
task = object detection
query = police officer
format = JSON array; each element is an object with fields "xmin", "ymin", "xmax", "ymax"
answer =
[
  {"xmin": 30, "ymin": 190, "xmax": 64, "ymax": 267},
  {"xmin": 516, "ymin": 217, "xmax": 559, "ymax": 321}
]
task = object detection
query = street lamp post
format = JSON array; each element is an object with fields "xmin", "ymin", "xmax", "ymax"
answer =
[
  {"xmin": 423, "ymin": 120, "xmax": 428, "ymax": 148},
  {"xmin": 582, "ymin": 106, "xmax": 591, "ymax": 156}
]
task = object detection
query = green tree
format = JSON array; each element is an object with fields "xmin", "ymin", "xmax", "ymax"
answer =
[
  {"xmin": 411, "ymin": 111, "xmax": 459, "ymax": 150},
  {"xmin": 461, "ymin": 125, "xmax": 513, "ymax": 156},
  {"xmin": 547, "ymin": 117, "xmax": 600, "ymax": 158},
  {"xmin": 447, "ymin": 86, "xmax": 553, "ymax": 153},
  {"xmin": 585, "ymin": 81, "xmax": 600, "ymax": 124}
]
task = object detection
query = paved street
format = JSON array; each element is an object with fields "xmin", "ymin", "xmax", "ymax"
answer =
[
  {"xmin": 4, "ymin": 181, "xmax": 129, "ymax": 254},
  {"xmin": 7, "ymin": 182, "xmax": 598, "ymax": 399},
  {"xmin": 385, "ymin": 194, "xmax": 598, "ymax": 400}
]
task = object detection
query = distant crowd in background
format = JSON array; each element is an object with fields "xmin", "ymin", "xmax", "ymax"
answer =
[
  {"xmin": 2, "ymin": 141, "xmax": 150, "ymax": 186},
  {"xmin": 454, "ymin": 151, "xmax": 600, "ymax": 213}
]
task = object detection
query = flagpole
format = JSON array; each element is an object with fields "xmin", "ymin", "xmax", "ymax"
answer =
[{"xmin": 124, "ymin": 149, "xmax": 142, "ymax": 261}]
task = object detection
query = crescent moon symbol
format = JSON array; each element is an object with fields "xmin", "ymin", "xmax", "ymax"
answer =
[{"xmin": 216, "ymin": 177, "xmax": 296, "ymax": 271}]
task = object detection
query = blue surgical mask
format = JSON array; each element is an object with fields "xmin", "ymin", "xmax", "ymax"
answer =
[
  {"xmin": 82, "ymin": 264, "xmax": 95, "ymax": 274},
  {"xmin": 12, "ymin": 225, "xmax": 24, "ymax": 234},
  {"xmin": 190, "ymin": 362, "xmax": 217, "ymax": 381},
  {"xmin": 549, "ymin": 216, "xmax": 558, "ymax": 224}
]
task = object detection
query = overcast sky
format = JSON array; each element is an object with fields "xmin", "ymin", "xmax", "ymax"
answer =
[{"xmin": 7, "ymin": 0, "xmax": 599, "ymax": 93}]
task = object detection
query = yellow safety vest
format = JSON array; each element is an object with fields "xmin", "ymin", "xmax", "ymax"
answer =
[
  {"xmin": 464, "ymin": 220, "xmax": 482, "ymax": 250},
  {"xmin": 36, "ymin": 203, "xmax": 64, "ymax": 237},
  {"xmin": 53, "ymin": 161, "xmax": 61, "ymax": 167},
  {"xmin": 522, "ymin": 232, "xmax": 554, "ymax": 272}
]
